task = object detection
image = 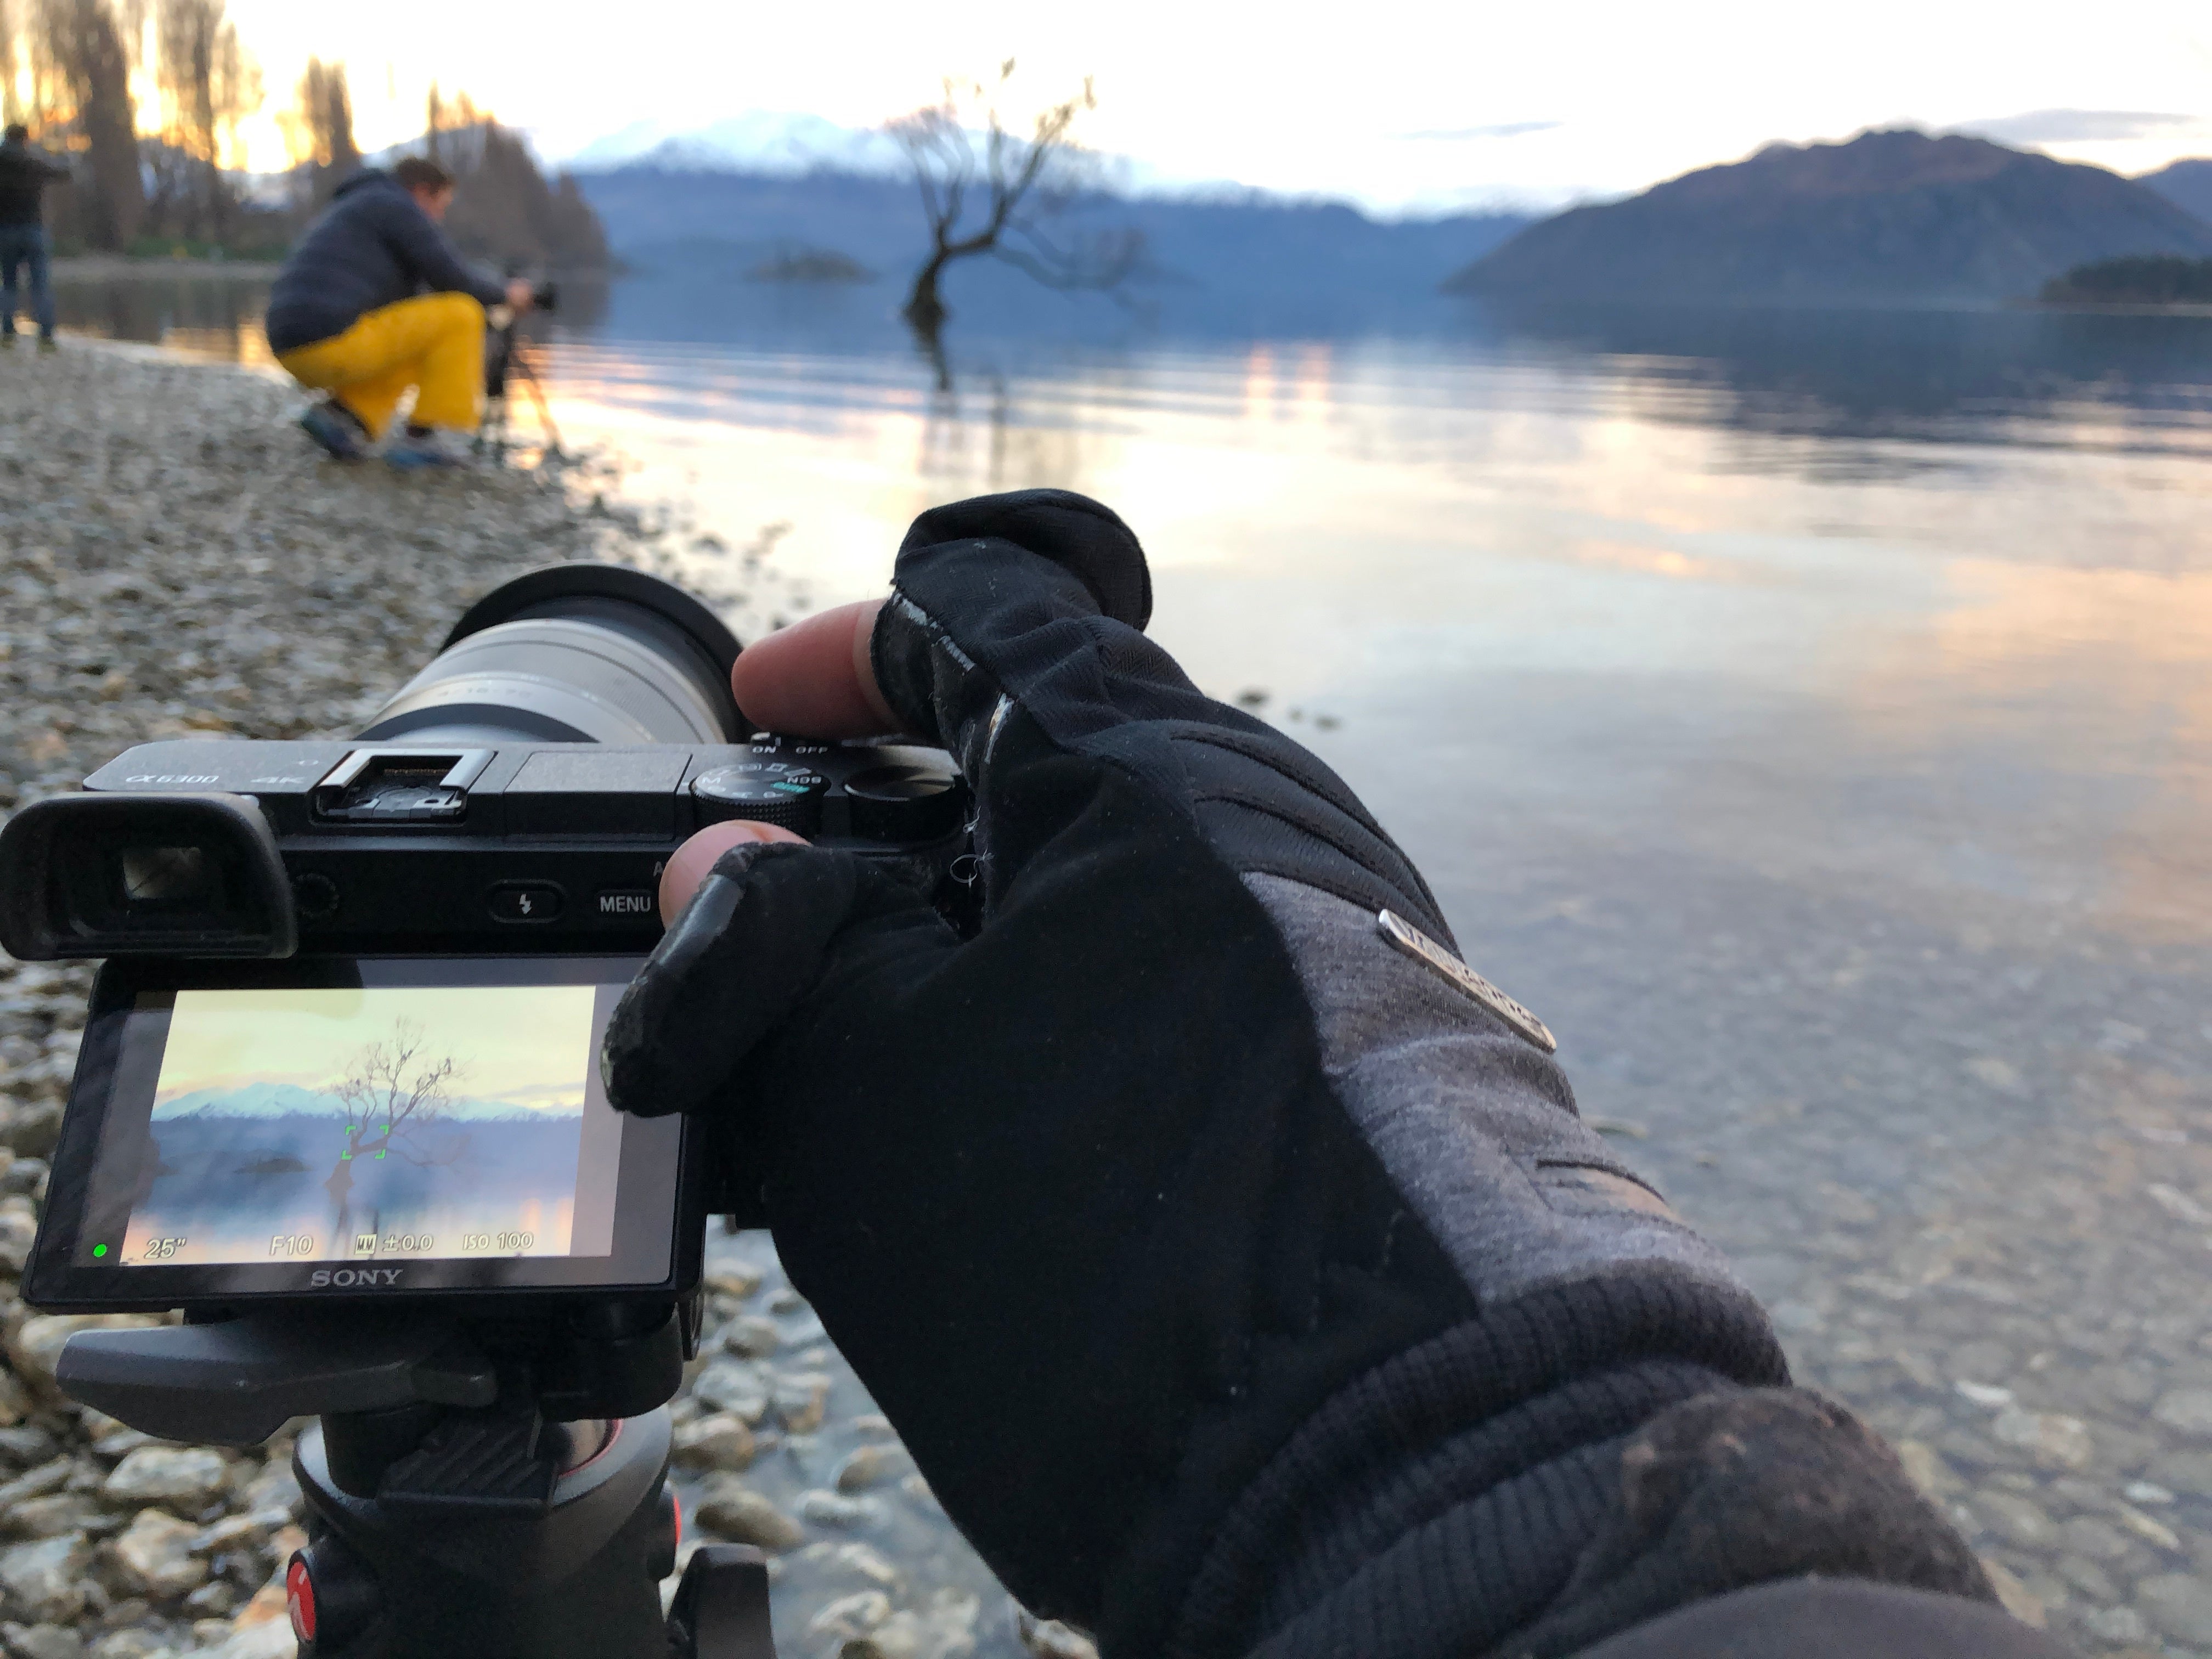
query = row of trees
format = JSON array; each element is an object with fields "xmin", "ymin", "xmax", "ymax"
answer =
[{"xmin": 0, "ymin": 0, "xmax": 606, "ymax": 266}]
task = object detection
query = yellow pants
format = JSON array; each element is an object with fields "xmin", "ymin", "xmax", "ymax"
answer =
[{"xmin": 276, "ymin": 292, "xmax": 486, "ymax": 437}]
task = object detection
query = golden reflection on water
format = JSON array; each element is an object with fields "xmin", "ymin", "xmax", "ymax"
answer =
[{"xmin": 537, "ymin": 332, "xmax": 2212, "ymax": 949}]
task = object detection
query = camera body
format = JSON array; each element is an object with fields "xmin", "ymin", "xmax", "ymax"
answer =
[
  {"xmin": 11, "ymin": 729, "xmax": 964, "ymax": 961},
  {"xmin": 0, "ymin": 564, "xmax": 972, "ymax": 1324}
]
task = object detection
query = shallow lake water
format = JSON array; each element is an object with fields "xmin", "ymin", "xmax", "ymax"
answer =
[{"xmin": 60, "ymin": 274, "xmax": 2212, "ymax": 1653}]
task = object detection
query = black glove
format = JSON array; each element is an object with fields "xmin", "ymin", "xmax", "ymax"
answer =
[{"xmin": 606, "ymin": 490, "xmax": 2006, "ymax": 1657}]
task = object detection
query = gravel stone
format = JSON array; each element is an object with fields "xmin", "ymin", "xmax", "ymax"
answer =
[
  {"xmin": 806, "ymin": 1590, "xmax": 892, "ymax": 1641},
  {"xmin": 0, "ymin": 1624, "xmax": 84, "ymax": 1659},
  {"xmin": 5, "ymin": 1498, "xmax": 98, "ymax": 1542},
  {"xmin": 0, "ymin": 1535, "xmax": 93, "ymax": 1624},
  {"xmin": 1014, "ymin": 1608, "xmax": 1099, "ymax": 1659},
  {"xmin": 100, "ymin": 1449, "xmax": 227, "ymax": 1513},
  {"xmin": 772, "ymin": 1372, "xmax": 833, "ymax": 1435},
  {"xmin": 108, "ymin": 1511, "xmax": 207, "ymax": 1600}
]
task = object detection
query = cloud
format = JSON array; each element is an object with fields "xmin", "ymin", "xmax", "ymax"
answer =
[
  {"xmin": 1956, "ymin": 109, "xmax": 2202, "ymax": 145},
  {"xmin": 1398, "ymin": 120, "xmax": 1565, "ymax": 143}
]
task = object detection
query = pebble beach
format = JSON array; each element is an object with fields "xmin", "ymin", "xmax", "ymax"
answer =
[{"xmin": 0, "ymin": 342, "xmax": 1071, "ymax": 1659}]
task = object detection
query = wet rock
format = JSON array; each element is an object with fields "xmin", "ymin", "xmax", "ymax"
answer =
[
  {"xmin": 1973, "ymin": 1490, "xmax": 2055, "ymax": 1549},
  {"xmin": 0, "ymin": 1624, "xmax": 84, "ymax": 1659},
  {"xmin": 807, "ymin": 1590, "xmax": 892, "ymax": 1642},
  {"xmin": 771, "ymin": 1372, "xmax": 832, "ymax": 1434},
  {"xmin": 2138, "ymin": 1572, "xmax": 2212, "ymax": 1645},
  {"xmin": 691, "ymin": 1358, "xmax": 771, "ymax": 1425},
  {"xmin": 2055, "ymin": 1555, "xmax": 2117, "ymax": 1601},
  {"xmin": 670, "ymin": 1412, "xmax": 756, "ymax": 1472},
  {"xmin": 1014, "ymin": 1607, "xmax": 1098, "ymax": 1659},
  {"xmin": 1988, "ymin": 1408, "xmax": 2092, "ymax": 1471},
  {"xmin": 834, "ymin": 1444, "xmax": 913, "ymax": 1493},
  {"xmin": 843, "ymin": 1590, "xmax": 979, "ymax": 1659},
  {"xmin": 1975, "ymin": 1556, "xmax": 2042, "ymax": 1628},
  {"xmin": 109, "ymin": 1510, "xmax": 208, "ymax": 1600},
  {"xmin": 2056, "ymin": 1515, "xmax": 2127, "ymax": 1561},
  {"xmin": 2081, "ymin": 1604, "xmax": 2151, "ymax": 1645},
  {"xmin": 0, "ymin": 1533, "xmax": 92, "ymax": 1623},
  {"xmin": 717, "ymin": 1316, "xmax": 780, "ymax": 1359},
  {"xmin": 101, "ymin": 1448, "xmax": 227, "ymax": 1513},
  {"xmin": 691, "ymin": 1478, "xmax": 804, "ymax": 1551},
  {"xmin": 2151, "ymin": 1386, "xmax": 2212, "ymax": 1440},
  {"xmin": 797, "ymin": 1489, "xmax": 879, "ymax": 1530},
  {"xmin": 797, "ymin": 1541, "xmax": 901, "ymax": 1589}
]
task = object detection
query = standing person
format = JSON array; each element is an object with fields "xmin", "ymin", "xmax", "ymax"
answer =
[
  {"xmin": 265, "ymin": 155, "xmax": 534, "ymax": 471},
  {"xmin": 0, "ymin": 123, "xmax": 70, "ymax": 352}
]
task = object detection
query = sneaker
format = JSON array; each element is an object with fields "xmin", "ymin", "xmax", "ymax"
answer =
[
  {"xmin": 383, "ymin": 428, "xmax": 473, "ymax": 472},
  {"xmin": 1, "ymin": 334, "xmax": 14, "ymax": 349},
  {"xmin": 298, "ymin": 400, "xmax": 369, "ymax": 461},
  {"xmin": 36, "ymin": 337, "xmax": 56, "ymax": 354}
]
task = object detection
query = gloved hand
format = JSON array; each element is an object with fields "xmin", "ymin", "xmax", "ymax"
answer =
[{"xmin": 605, "ymin": 490, "xmax": 2005, "ymax": 1658}]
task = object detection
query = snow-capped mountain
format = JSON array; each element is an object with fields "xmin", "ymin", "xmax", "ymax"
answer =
[
  {"xmin": 154, "ymin": 1081, "xmax": 581, "ymax": 1122},
  {"xmin": 560, "ymin": 112, "xmax": 907, "ymax": 178}
]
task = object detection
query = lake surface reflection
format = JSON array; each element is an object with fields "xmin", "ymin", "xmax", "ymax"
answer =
[{"xmin": 72, "ymin": 276, "xmax": 2212, "ymax": 1650}]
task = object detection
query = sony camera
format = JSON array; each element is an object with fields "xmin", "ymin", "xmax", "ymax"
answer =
[{"xmin": 0, "ymin": 563, "xmax": 972, "ymax": 1322}]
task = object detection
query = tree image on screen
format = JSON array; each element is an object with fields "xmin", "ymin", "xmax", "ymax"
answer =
[
  {"xmin": 323, "ymin": 1020, "xmax": 464, "ymax": 1249},
  {"xmin": 129, "ymin": 985, "xmax": 599, "ymax": 1265}
]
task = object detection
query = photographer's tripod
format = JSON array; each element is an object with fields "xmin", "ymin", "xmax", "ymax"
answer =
[{"xmin": 59, "ymin": 1306, "xmax": 776, "ymax": 1658}]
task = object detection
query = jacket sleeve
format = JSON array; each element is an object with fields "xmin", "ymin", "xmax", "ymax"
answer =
[{"xmin": 375, "ymin": 193, "xmax": 507, "ymax": 307}]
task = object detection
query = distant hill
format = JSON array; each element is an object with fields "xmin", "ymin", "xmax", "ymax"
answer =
[
  {"xmin": 1447, "ymin": 129, "xmax": 2212, "ymax": 306},
  {"xmin": 571, "ymin": 165, "xmax": 1530, "ymax": 336},
  {"xmin": 2139, "ymin": 159, "xmax": 2212, "ymax": 224}
]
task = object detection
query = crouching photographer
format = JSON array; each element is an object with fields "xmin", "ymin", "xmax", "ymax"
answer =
[{"xmin": 266, "ymin": 155, "xmax": 537, "ymax": 471}]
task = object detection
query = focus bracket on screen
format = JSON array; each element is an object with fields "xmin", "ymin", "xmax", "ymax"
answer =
[{"xmin": 56, "ymin": 1313, "xmax": 496, "ymax": 1447}]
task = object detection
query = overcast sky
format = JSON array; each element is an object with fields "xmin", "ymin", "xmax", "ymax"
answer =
[{"xmin": 221, "ymin": 0, "xmax": 2212, "ymax": 211}]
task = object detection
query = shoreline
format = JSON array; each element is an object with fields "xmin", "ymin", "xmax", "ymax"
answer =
[{"xmin": 48, "ymin": 256, "xmax": 283, "ymax": 280}]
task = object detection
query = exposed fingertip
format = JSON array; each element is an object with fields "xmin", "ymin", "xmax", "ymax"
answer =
[{"xmin": 661, "ymin": 820, "xmax": 806, "ymax": 926}]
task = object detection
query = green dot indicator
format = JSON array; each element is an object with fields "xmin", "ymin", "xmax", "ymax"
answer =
[{"xmin": 91, "ymin": 1244, "xmax": 108, "ymax": 1258}]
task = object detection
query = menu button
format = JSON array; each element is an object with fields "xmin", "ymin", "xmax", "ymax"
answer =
[{"xmin": 596, "ymin": 890, "xmax": 656, "ymax": 918}]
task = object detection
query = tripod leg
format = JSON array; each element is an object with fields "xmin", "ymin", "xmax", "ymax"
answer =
[{"xmin": 666, "ymin": 1545, "xmax": 777, "ymax": 1659}]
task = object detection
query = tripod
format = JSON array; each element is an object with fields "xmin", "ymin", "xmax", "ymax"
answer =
[{"xmin": 60, "ymin": 1305, "xmax": 775, "ymax": 1658}]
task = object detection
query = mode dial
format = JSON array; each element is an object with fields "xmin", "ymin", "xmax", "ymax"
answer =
[
  {"xmin": 843, "ymin": 764, "xmax": 965, "ymax": 843},
  {"xmin": 692, "ymin": 763, "xmax": 829, "ymax": 836}
]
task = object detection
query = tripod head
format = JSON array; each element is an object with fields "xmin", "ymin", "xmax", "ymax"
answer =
[{"xmin": 57, "ymin": 1305, "xmax": 776, "ymax": 1658}]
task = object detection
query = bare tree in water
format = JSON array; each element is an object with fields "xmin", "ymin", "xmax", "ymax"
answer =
[
  {"xmin": 324, "ymin": 1020, "xmax": 461, "ymax": 1247},
  {"xmin": 889, "ymin": 60, "xmax": 1142, "ymax": 348}
]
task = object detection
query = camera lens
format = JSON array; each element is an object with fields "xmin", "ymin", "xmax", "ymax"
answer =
[{"xmin": 356, "ymin": 565, "xmax": 743, "ymax": 747}]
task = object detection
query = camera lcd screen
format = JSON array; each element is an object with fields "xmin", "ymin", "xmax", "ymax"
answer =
[{"xmin": 30, "ymin": 957, "xmax": 695, "ymax": 1308}]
